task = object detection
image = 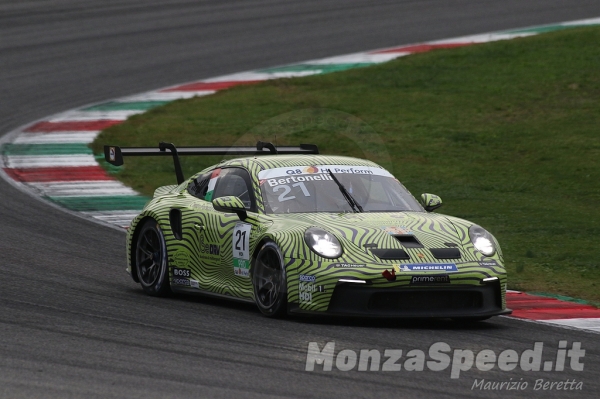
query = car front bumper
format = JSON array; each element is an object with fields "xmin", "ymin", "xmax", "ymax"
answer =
[{"xmin": 289, "ymin": 278, "xmax": 511, "ymax": 318}]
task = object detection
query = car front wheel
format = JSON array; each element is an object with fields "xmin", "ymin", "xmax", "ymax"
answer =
[
  {"xmin": 135, "ymin": 218, "xmax": 171, "ymax": 296},
  {"xmin": 252, "ymin": 241, "xmax": 287, "ymax": 317}
]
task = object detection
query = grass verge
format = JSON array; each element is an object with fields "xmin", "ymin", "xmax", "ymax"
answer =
[{"xmin": 92, "ymin": 27, "xmax": 600, "ymax": 302}]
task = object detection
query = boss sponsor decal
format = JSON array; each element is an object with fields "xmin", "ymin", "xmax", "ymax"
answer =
[
  {"xmin": 233, "ymin": 222, "xmax": 251, "ymax": 277},
  {"xmin": 332, "ymin": 262, "xmax": 366, "ymax": 268},
  {"xmin": 173, "ymin": 251, "xmax": 190, "ymax": 267},
  {"xmin": 172, "ymin": 278, "xmax": 190, "ymax": 286},
  {"xmin": 410, "ymin": 275, "xmax": 450, "ymax": 285},
  {"xmin": 172, "ymin": 267, "xmax": 191, "ymax": 277},
  {"xmin": 396, "ymin": 263, "xmax": 458, "ymax": 272}
]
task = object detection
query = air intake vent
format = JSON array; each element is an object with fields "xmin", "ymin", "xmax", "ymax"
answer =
[
  {"xmin": 393, "ymin": 235, "xmax": 423, "ymax": 248},
  {"xmin": 370, "ymin": 248, "xmax": 410, "ymax": 260},
  {"xmin": 430, "ymin": 248, "xmax": 461, "ymax": 259},
  {"xmin": 169, "ymin": 208, "xmax": 182, "ymax": 240}
]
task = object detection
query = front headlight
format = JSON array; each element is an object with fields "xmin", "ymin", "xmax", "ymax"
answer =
[
  {"xmin": 304, "ymin": 227, "xmax": 343, "ymax": 259},
  {"xmin": 469, "ymin": 225, "xmax": 496, "ymax": 256}
]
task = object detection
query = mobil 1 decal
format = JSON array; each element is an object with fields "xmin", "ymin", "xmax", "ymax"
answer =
[
  {"xmin": 233, "ymin": 222, "xmax": 251, "ymax": 277},
  {"xmin": 298, "ymin": 274, "xmax": 325, "ymax": 304}
]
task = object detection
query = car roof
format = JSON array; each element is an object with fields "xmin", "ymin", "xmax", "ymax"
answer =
[{"xmin": 221, "ymin": 154, "xmax": 385, "ymax": 171}]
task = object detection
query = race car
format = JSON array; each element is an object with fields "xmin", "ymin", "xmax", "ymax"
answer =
[{"xmin": 105, "ymin": 141, "xmax": 511, "ymax": 320}]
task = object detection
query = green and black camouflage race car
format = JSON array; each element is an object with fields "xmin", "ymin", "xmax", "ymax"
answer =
[{"xmin": 105, "ymin": 142, "xmax": 511, "ymax": 319}]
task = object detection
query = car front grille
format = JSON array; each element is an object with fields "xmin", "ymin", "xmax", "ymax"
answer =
[
  {"xmin": 326, "ymin": 283, "xmax": 501, "ymax": 317},
  {"xmin": 368, "ymin": 290, "xmax": 482, "ymax": 311}
]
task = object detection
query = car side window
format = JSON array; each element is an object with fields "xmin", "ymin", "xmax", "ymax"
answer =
[
  {"xmin": 187, "ymin": 172, "xmax": 211, "ymax": 200},
  {"xmin": 212, "ymin": 168, "xmax": 255, "ymax": 211}
]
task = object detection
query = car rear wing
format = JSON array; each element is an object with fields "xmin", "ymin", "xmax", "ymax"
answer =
[{"xmin": 103, "ymin": 141, "xmax": 319, "ymax": 184}]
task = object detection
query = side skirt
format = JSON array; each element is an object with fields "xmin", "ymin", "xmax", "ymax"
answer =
[{"xmin": 170, "ymin": 285, "xmax": 255, "ymax": 304}]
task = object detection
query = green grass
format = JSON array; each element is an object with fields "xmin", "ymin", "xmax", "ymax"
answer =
[{"xmin": 92, "ymin": 27, "xmax": 600, "ymax": 302}]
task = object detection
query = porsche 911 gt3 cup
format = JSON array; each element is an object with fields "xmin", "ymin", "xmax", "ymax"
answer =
[{"xmin": 105, "ymin": 141, "xmax": 510, "ymax": 320}]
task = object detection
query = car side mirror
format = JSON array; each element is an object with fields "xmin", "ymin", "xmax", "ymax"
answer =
[
  {"xmin": 212, "ymin": 196, "xmax": 247, "ymax": 220},
  {"xmin": 421, "ymin": 193, "xmax": 443, "ymax": 212}
]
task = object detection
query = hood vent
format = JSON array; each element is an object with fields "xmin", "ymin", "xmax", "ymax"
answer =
[
  {"xmin": 430, "ymin": 248, "xmax": 461, "ymax": 259},
  {"xmin": 393, "ymin": 235, "xmax": 423, "ymax": 248},
  {"xmin": 370, "ymin": 248, "xmax": 410, "ymax": 260}
]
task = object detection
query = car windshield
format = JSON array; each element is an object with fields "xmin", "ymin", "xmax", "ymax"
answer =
[{"xmin": 259, "ymin": 165, "xmax": 424, "ymax": 214}]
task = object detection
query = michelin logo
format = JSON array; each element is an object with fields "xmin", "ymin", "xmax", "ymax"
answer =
[{"xmin": 397, "ymin": 263, "xmax": 458, "ymax": 272}]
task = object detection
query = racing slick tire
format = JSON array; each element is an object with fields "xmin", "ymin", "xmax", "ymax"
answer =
[
  {"xmin": 252, "ymin": 241, "xmax": 287, "ymax": 317},
  {"xmin": 135, "ymin": 218, "xmax": 171, "ymax": 297}
]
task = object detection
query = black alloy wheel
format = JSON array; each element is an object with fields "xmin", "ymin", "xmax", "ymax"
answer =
[
  {"xmin": 135, "ymin": 219, "xmax": 171, "ymax": 296},
  {"xmin": 252, "ymin": 241, "xmax": 287, "ymax": 317}
]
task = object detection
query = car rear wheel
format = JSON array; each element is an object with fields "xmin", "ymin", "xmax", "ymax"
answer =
[
  {"xmin": 135, "ymin": 218, "xmax": 171, "ymax": 296},
  {"xmin": 252, "ymin": 241, "xmax": 287, "ymax": 317}
]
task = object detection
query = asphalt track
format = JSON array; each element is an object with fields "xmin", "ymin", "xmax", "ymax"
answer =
[{"xmin": 1, "ymin": 1, "xmax": 600, "ymax": 398}]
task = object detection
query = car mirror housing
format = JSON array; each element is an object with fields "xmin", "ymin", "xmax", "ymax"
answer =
[
  {"xmin": 212, "ymin": 196, "xmax": 247, "ymax": 220},
  {"xmin": 421, "ymin": 193, "xmax": 443, "ymax": 212}
]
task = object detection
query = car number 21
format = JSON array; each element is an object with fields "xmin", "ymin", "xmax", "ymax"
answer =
[
  {"xmin": 233, "ymin": 223, "xmax": 252, "ymax": 277},
  {"xmin": 273, "ymin": 182, "xmax": 311, "ymax": 202}
]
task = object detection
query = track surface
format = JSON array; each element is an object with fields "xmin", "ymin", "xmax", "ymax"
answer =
[{"xmin": 1, "ymin": 1, "xmax": 600, "ymax": 398}]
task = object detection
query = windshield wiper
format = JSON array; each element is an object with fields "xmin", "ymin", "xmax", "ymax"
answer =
[{"xmin": 327, "ymin": 169, "xmax": 363, "ymax": 213}]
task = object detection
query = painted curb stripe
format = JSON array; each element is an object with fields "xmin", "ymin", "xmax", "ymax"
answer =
[
  {"xmin": 46, "ymin": 110, "xmax": 142, "ymax": 122},
  {"xmin": 82, "ymin": 101, "xmax": 170, "ymax": 112},
  {"xmin": 539, "ymin": 318, "xmax": 600, "ymax": 333},
  {"xmin": 25, "ymin": 120, "xmax": 122, "ymax": 132},
  {"xmin": 373, "ymin": 43, "xmax": 472, "ymax": 54},
  {"xmin": 506, "ymin": 292, "xmax": 600, "ymax": 329},
  {"xmin": 81, "ymin": 210, "xmax": 143, "ymax": 228},
  {"xmin": 202, "ymin": 71, "xmax": 319, "ymax": 82},
  {"xmin": 561, "ymin": 17, "xmax": 600, "ymax": 26},
  {"xmin": 258, "ymin": 63, "xmax": 374, "ymax": 74},
  {"xmin": 29, "ymin": 181, "xmax": 138, "ymax": 197},
  {"xmin": 162, "ymin": 80, "xmax": 263, "ymax": 92},
  {"xmin": 3, "ymin": 166, "xmax": 111, "ymax": 182},
  {"xmin": 3, "ymin": 143, "xmax": 92, "ymax": 156},
  {"xmin": 49, "ymin": 195, "xmax": 149, "ymax": 212},
  {"xmin": 5, "ymin": 155, "xmax": 97, "ymax": 168},
  {"xmin": 13, "ymin": 132, "xmax": 99, "ymax": 144},
  {"xmin": 119, "ymin": 91, "xmax": 216, "ymax": 102},
  {"xmin": 304, "ymin": 53, "xmax": 403, "ymax": 64},
  {"xmin": 429, "ymin": 32, "xmax": 536, "ymax": 44}
]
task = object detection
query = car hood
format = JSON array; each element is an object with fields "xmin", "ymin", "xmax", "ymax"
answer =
[{"xmin": 267, "ymin": 211, "xmax": 469, "ymax": 253}]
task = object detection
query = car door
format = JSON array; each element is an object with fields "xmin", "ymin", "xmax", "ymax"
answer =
[
  {"xmin": 171, "ymin": 170, "xmax": 223, "ymax": 293},
  {"xmin": 205, "ymin": 167, "xmax": 258, "ymax": 298}
]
